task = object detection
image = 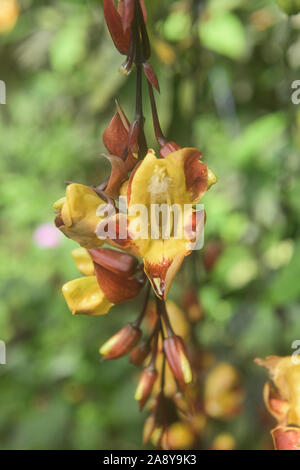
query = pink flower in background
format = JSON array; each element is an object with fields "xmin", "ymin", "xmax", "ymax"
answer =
[{"xmin": 33, "ymin": 223, "xmax": 62, "ymax": 249}]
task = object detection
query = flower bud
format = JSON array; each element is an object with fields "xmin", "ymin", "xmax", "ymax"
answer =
[
  {"xmin": 88, "ymin": 248, "xmax": 138, "ymax": 278},
  {"xmin": 130, "ymin": 341, "xmax": 151, "ymax": 366},
  {"xmin": 99, "ymin": 323, "xmax": 141, "ymax": 360},
  {"xmin": 103, "ymin": 0, "xmax": 130, "ymax": 55},
  {"xmin": 102, "ymin": 101, "xmax": 136, "ymax": 172},
  {"xmin": 163, "ymin": 336, "xmax": 193, "ymax": 387},
  {"xmin": 135, "ymin": 368, "xmax": 158, "ymax": 410},
  {"xmin": 121, "ymin": 0, "xmax": 135, "ymax": 32},
  {"xmin": 143, "ymin": 63, "xmax": 160, "ymax": 92},
  {"xmin": 94, "ymin": 262, "xmax": 143, "ymax": 304}
]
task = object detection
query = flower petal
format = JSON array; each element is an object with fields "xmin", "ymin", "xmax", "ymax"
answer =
[
  {"xmin": 263, "ymin": 381, "xmax": 290, "ymax": 424},
  {"xmin": 96, "ymin": 212, "xmax": 149, "ymax": 258},
  {"xmin": 94, "ymin": 261, "xmax": 144, "ymax": 304},
  {"xmin": 166, "ymin": 147, "xmax": 217, "ymax": 204},
  {"xmin": 62, "ymin": 276, "xmax": 113, "ymax": 316},
  {"xmin": 102, "ymin": 102, "xmax": 137, "ymax": 171},
  {"xmin": 143, "ymin": 239, "xmax": 187, "ymax": 299},
  {"xmin": 102, "ymin": 154, "xmax": 129, "ymax": 199},
  {"xmin": 127, "ymin": 150, "xmax": 156, "ymax": 206},
  {"xmin": 71, "ymin": 247, "xmax": 94, "ymax": 276},
  {"xmin": 103, "ymin": 0, "xmax": 130, "ymax": 54},
  {"xmin": 88, "ymin": 247, "xmax": 138, "ymax": 278}
]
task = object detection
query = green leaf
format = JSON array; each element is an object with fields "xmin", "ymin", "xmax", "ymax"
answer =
[
  {"xmin": 50, "ymin": 18, "xmax": 87, "ymax": 73},
  {"xmin": 232, "ymin": 113, "xmax": 286, "ymax": 165},
  {"xmin": 199, "ymin": 12, "xmax": 246, "ymax": 59}
]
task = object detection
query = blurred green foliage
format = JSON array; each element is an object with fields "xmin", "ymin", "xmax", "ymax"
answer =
[{"xmin": 0, "ymin": 0, "xmax": 300, "ymax": 450}]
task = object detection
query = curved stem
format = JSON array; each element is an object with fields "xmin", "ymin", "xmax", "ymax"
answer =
[
  {"xmin": 133, "ymin": 281, "xmax": 151, "ymax": 328},
  {"xmin": 148, "ymin": 82, "xmax": 167, "ymax": 147}
]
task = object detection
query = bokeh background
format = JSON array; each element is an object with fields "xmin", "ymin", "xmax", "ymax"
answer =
[{"xmin": 0, "ymin": 0, "xmax": 300, "ymax": 450}]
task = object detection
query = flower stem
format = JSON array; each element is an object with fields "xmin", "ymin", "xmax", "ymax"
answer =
[
  {"xmin": 133, "ymin": 281, "xmax": 151, "ymax": 328},
  {"xmin": 155, "ymin": 297, "xmax": 174, "ymax": 338},
  {"xmin": 132, "ymin": 0, "xmax": 147, "ymax": 159},
  {"xmin": 148, "ymin": 82, "xmax": 167, "ymax": 147}
]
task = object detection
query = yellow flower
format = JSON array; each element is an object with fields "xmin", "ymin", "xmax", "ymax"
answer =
[
  {"xmin": 255, "ymin": 355, "xmax": 300, "ymax": 427},
  {"xmin": 71, "ymin": 247, "xmax": 94, "ymax": 276},
  {"xmin": 204, "ymin": 363, "xmax": 244, "ymax": 420},
  {"xmin": 0, "ymin": 0, "xmax": 19, "ymax": 34},
  {"xmin": 62, "ymin": 248, "xmax": 113, "ymax": 316},
  {"xmin": 54, "ymin": 183, "xmax": 106, "ymax": 249},
  {"xmin": 116, "ymin": 148, "xmax": 217, "ymax": 299}
]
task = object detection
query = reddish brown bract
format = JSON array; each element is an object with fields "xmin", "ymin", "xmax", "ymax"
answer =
[
  {"xmin": 103, "ymin": 0, "xmax": 131, "ymax": 54},
  {"xmin": 100, "ymin": 323, "xmax": 142, "ymax": 360},
  {"xmin": 94, "ymin": 261, "xmax": 143, "ymax": 304},
  {"xmin": 163, "ymin": 336, "xmax": 193, "ymax": 387}
]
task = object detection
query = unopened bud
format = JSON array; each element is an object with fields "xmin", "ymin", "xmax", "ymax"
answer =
[
  {"xmin": 163, "ymin": 336, "xmax": 193, "ymax": 387},
  {"xmin": 99, "ymin": 323, "xmax": 141, "ymax": 360},
  {"xmin": 135, "ymin": 368, "xmax": 158, "ymax": 410},
  {"xmin": 130, "ymin": 341, "xmax": 151, "ymax": 366},
  {"xmin": 88, "ymin": 248, "xmax": 138, "ymax": 278}
]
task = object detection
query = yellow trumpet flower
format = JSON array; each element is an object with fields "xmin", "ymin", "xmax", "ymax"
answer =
[{"xmin": 109, "ymin": 147, "xmax": 217, "ymax": 299}]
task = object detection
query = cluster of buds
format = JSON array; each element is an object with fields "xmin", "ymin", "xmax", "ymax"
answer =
[{"xmin": 134, "ymin": 297, "xmax": 244, "ymax": 450}]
